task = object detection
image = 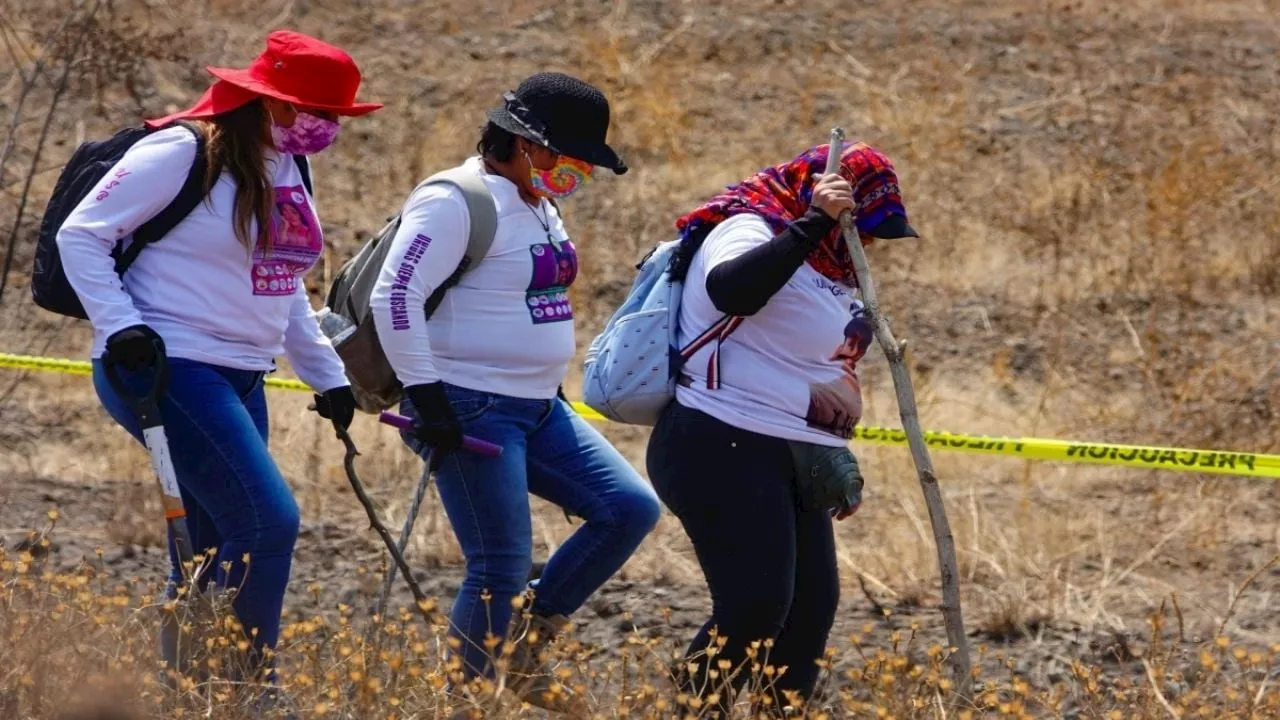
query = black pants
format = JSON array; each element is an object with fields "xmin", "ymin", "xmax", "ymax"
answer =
[{"xmin": 646, "ymin": 400, "xmax": 839, "ymax": 713}]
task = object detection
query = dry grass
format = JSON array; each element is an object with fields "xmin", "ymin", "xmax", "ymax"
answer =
[
  {"xmin": 2, "ymin": 0, "xmax": 1279, "ymax": 717},
  {"xmin": 3, "ymin": 523, "xmax": 1278, "ymax": 719}
]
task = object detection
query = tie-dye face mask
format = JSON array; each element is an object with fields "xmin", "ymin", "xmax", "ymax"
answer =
[
  {"xmin": 271, "ymin": 110, "xmax": 341, "ymax": 155},
  {"xmin": 528, "ymin": 153, "xmax": 594, "ymax": 199}
]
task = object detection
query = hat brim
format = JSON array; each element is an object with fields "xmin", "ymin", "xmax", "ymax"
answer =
[
  {"xmin": 487, "ymin": 106, "xmax": 628, "ymax": 175},
  {"xmin": 207, "ymin": 66, "xmax": 384, "ymax": 117},
  {"xmin": 866, "ymin": 214, "xmax": 919, "ymax": 240}
]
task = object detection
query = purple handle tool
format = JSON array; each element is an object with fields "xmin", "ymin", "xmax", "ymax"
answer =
[{"xmin": 378, "ymin": 411, "xmax": 504, "ymax": 457}]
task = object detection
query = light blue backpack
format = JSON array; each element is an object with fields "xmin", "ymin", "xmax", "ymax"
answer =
[{"xmin": 582, "ymin": 240, "xmax": 741, "ymax": 426}]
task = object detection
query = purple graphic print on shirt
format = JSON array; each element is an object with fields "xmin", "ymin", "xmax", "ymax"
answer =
[
  {"xmin": 526, "ymin": 240, "xmax": 577, "ymax": 324},
  {"xmin": 387, "ymin": 234, "xmax": 433, "ymax": 331},
  {"xmin": 252, "ymin": 185, "xmax": 323, "ymax": 296}
]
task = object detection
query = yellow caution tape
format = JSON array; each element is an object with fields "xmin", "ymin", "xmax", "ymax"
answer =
[
  {"xmin": 850, "ymin": 427, "xmax": 1280, "ymax": 480},
  {"xmin": 3, "ymin": 352, "xmax": 1277, "ymax": 479},
  {"xmin": 0, "ymin": 352, "xmax": 606, "ymax": 412}
]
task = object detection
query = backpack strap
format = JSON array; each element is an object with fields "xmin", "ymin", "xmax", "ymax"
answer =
[
  {"xmin": 293, "ymin": 154, "xmax": 313, "ymax": 195},
  {"xmin": 703, "ymin": 316, "xmax": 744, "ymax": 389},
  {"xmin": 672, "ymin": 313, "xmax": 743, "ymax": 390},
  {"xmin": 112, "ymin": 120, "xmax": 209, "ymax": 274},
  {"xmin": 421, "ymin": 165, "xmax": 499, "ymax": 318}
]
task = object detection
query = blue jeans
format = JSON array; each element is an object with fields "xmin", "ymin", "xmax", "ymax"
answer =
[
  {"xmin": 399, "ymin": 384, "xmax": 661, "ymax": 677},
  {"xmin": 93, "ymin": 357, "xmax": 300, "ymax": 676}
]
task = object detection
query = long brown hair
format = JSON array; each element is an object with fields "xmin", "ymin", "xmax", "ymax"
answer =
[{"xmin": 195, "ymin": 99, "xmax": 275, "ymax": 252}]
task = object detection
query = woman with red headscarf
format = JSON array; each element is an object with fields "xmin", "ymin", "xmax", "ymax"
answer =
[
  {"xmin": 646, "ymin": 140, "xmax": 918, "ymax": 714},
  {"xmin": 55, "ymin": 30, "xmax": 380, "ymax": 695}
]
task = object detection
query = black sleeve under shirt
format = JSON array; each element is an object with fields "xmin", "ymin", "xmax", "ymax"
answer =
[{"xmin": 703, "ymin": 208, "xmax": 837, "ymax": 316}]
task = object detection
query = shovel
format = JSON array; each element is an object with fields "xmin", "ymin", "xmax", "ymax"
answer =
[
  {"xmin": 102, "ymin": 350, "xmax": 197, "ymax": 570},
  {"xmin": 102, "ymin": 349, "xmax": 217, "ymax": 679}
]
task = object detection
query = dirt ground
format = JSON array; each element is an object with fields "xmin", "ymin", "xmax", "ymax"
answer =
[{"xmin": 2, "ymin": 0, "xmax": 1279, "ymax": 712}]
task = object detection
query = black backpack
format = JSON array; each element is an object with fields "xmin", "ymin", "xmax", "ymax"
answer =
[{"xmin": 31, "ymin": 120, "xmax": 312, "ymax": 320}]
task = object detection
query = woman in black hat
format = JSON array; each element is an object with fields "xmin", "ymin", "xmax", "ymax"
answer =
[{"xmin": 369, "ymin": 72, "xmax": 659, "ymax": 710}]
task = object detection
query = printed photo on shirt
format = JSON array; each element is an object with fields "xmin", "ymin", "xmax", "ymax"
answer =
[
  {"xmin": 277, "ymin": 201, "xmax": 316, "ymax": 249},
  {"xmin": 252, "ymin": 185, "xmax": 323, "ymax": 297},
  {"xmin": 525, "ymin": 240, "xmax": 578, "ymax": 324},
  {"xmin": 805, "ymin": 309, "xmax": 874, "ymax": 438}
]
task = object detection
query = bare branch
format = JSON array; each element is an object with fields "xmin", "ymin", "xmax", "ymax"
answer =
[
  {"xmin": 0, "ymin": 0, "xmax": 104, "ymax": 305},
  {"xmin": 1214, "ymin": 553, "xmax": 1279, "ymax": 640},
  {"xmin": 1142, "ymin": 658, "xmax": 1182, "ymax": 719},
  {"xmin": 373, "ymin": 461, "xmax": 434, "ymax": 623},
  {"xmin": 0, "ymin": 12, "xmax": 41, "ymax": 83},
  {"xmin": 0, "ymin": 11, "xmax": 77, "ymax": 194},
  {"xmin": 335, "ymin": 425, "xmax": 437, "ymax": 629}
]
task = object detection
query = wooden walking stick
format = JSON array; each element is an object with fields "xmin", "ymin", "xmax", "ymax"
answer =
[
  {"xmin": 372, "ymin": 461, "xmax": 434, "ymax": 622},
  {"xmin": 355, "ymin": 409, "xmax": 509, "ymax": 622},
  {"xmin": 823, "ymin": 127, "xmax": 973, "ymax": 698},
  {"xmin": 334, "ymin": 425, "xmax": 438, "ymax": 621}
]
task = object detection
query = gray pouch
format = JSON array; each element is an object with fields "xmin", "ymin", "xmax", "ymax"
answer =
[{"xmin": 788, "ymin": 441, "xmax": 864, "ymax": 513}]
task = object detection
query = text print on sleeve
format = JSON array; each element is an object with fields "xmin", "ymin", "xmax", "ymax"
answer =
[
  {"xmin": 389, "ymin": 234, "xmax": 433, "ymax": 331},
  {"xmin": 526, "ymin": 240, "xmax": 577, "ymax": 324},
  {"xmin": 252, "ymin": 185, "xmax": 323, "ymax": 296},
  {"xmin": 96, "ymin": 168, "xmax": 133, "ymax": 203}
]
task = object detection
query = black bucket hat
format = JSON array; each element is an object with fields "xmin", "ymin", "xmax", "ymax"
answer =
[{"xmin": 487, "ymin": 72, "xmax": 628, "ymax": 175}]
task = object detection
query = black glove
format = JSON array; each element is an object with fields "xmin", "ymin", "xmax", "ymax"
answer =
[
  {"xmin": 104, "ymin": 325, "xmax": 164, "ymax": 372},
  {"xmin": 313, "ymin": 385, "xmax": 356, "ymax": 437},
  {"xmin": 405, "ymin": 382, "xmax": 464, "ymax": 461}
]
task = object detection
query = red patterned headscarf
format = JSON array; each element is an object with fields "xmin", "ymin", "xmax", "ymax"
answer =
[{"xmin": 674, "ymin": 141, "xmax": 916, "ymax": 287}]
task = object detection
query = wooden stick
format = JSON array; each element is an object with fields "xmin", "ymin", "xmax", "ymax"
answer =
[
  {"xmin": 824, "ymin": 127, "xmax": 973, "ymax": 699},
  {"xmin": 1214, "ymin": 553, "xmax": 1279, "ymax": 640},
  {"xmin": 0, "ymin": 13, "xmax": 73, "ymax": 195},
  {"xmin": 335, "ymin": 426, "xmax": 436, "ymax": 626},
  {"xmin": 373, "ymin": 459, "xmax": 434, "ymax": 621},
  {"xmin": 0, "ymin": 0, "xmax": 102, "ymax": 305}
]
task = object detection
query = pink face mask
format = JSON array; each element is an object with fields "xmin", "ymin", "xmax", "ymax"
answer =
[{"xmin": 271, "ymin": 111, "xmax": 340, "ymax": 155}]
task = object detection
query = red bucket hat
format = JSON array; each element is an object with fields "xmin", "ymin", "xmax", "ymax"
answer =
[{"xmin": 146, "ymin": 30, "xmax": 382, "ymax": 128}]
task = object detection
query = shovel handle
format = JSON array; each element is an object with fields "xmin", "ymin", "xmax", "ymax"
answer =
[
  {"xmin": 378, "ymin": 412, "xmax": 503, "ymax": 457},
  {"xmin": 101, "ymin": 348, "xmax": 196, "ymax": 567},
  {"xmin": 102, "ymin": 340, "xmax": 169, "ymax": 428}
]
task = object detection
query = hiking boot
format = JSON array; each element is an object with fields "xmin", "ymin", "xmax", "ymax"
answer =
[{"xmin": 504, "ymin": 613, "xmax": 589, "ymax": 716}]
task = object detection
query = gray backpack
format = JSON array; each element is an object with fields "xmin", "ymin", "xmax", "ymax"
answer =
[{"xmin": 322, "ymin": 166, "xmax": 498, "ymax": 413}]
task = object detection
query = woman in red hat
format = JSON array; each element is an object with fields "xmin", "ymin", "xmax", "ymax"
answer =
[{"xmin": 55, "ymin": 30, "xmax": 381, "ymax": 688}]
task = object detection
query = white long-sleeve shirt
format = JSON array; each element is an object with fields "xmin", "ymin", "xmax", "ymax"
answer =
[
  {"xmin": 369, "ymin": 156, "xmax": 577, "ymax": 400},
  {"xmin": 56, "ymin": 125, "xmax": 348, "ymax": 392},
  {"xmin": 676, "ymin": 214, "xmax": 866, "ymax": 446}
]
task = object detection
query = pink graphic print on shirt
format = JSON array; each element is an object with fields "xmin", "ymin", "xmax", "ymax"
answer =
[
  {"xmin": 252, "ymin": 185, "xmax": 323, "ymax": 296},
  {"xmin": 526, "ymin": 241, "xmax": 577, "ymax": 324}
]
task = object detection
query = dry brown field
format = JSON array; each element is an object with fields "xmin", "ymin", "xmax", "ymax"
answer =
[{"xmin": 1, "ymin": 0, "xmax": 1277, "ymax": 717}]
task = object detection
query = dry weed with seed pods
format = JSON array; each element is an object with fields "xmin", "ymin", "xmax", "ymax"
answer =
[{"xmin": 2, "ymin": 0, "xmax": 1279, "ymax": 718}]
